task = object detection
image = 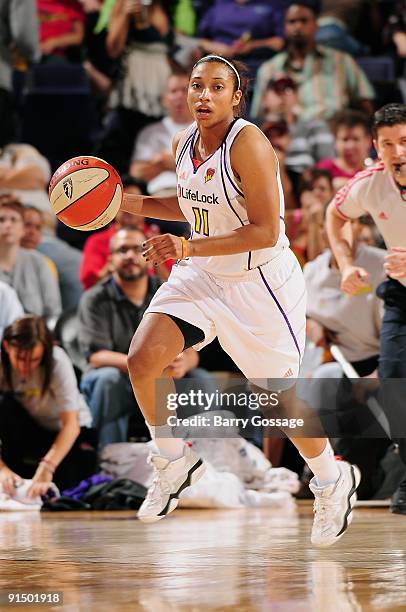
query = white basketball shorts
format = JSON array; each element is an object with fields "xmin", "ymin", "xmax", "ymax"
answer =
[{"xmin": 145, "ymin": 248, "xmax": 306, "ymax": 379}]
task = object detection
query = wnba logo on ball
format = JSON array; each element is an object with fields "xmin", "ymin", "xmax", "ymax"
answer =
[{"xmin": 63, "ymin": 178, "xmax": 73, "ymax": 199}]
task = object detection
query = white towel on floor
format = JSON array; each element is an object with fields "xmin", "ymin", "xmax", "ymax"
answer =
[
  {"xmin": 0, "ymin": 479, "xmax": 58, "ymax": 511},
  {"xmin": 178, "ymin": 463, "xmax": 296, "ymax": 509},
  {"xmin": 190, "ymin": 438, "xmax": 300, "ymax": 494}
]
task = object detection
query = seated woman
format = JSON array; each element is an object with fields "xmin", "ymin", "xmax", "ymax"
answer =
[
  {"xmin": 0, "ymin": 315, "xmax": 97, "ymax": 499},
  {"xmin": 285, "ymin": 168, "xmax": 335, "ymax": 266},
  {"xmin": 316, "ymin": 110, "xmax": 372, "ymax": 191}
]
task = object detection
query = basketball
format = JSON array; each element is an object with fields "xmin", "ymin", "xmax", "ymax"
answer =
[{"xmin": 48, "ymin": 156, "xmax": 123, "ymax": 231}]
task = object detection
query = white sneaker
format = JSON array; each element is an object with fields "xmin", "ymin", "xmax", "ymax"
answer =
[
  {"xmin": 137, "ymin": 445, "xmax": 206, "ymax": 523},
  {"xmin": 309, "ymin": 461, "xmax": 361, "ymax": 548}
]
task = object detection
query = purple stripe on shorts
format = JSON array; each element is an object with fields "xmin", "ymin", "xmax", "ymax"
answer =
[{"xmin": 258, "ymin": 266, "xmax": 301, "ymax": 359}]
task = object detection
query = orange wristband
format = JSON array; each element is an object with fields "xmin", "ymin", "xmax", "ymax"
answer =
[{"xmin": 180, "ymin": 237, "xmax": 188, "ymax": 260}]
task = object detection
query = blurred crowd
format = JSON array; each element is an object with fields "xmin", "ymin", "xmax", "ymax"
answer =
[{"xmin": 0, "ymin": 0, "xmax": 405, "ymax": 498}]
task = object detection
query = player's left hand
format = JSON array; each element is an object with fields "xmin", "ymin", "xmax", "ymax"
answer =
[
  {"xmin": 384, "ymin": 247, "xmax": 406, "ymax": 280},
  {"xmin": 143, "ymin": 234, "xmax": 184, "ymax": 265}
]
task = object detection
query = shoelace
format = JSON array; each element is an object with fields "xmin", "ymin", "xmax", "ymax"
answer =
[
  {"xmin": 313, "ymin": 498, "xmax": 341, "ymax": 527},
  {"xmin": 146, "ymin": 463, "xmax": 171, "ymax": 500}
]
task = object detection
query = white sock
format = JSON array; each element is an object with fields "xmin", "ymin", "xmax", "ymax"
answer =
[
  {"xmin": 302, "ymin": 441, "xmax": 340, "ymax": 487},
  {"xmin": 147, "ymin": 422, "xmax": 185, "ymax": 460}
]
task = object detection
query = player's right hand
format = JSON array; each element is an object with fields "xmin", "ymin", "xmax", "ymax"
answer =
[
  {"xmin": 142, "ymin": 233, "xmax": 183, "ymax": 264},
  {"xmin": 341, "ymin": 265, "xmax": 370, "ymax": 295}
]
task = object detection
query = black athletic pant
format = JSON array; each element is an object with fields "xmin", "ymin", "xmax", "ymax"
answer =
[
  {"xmin": 0, "ymin": 393, "xmax": 98, "ymax": 491},
  {"xmin": 376, "ymin": 278, "xmax": 406, "ymax": 464}
]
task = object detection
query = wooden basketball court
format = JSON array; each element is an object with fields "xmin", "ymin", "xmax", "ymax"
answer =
[{"xmin": 1, "ymin": 502, "xmax": 405, "ymax": 610}]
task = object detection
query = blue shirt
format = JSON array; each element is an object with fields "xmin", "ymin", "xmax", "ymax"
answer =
[{"xmin": 197, "ymin": 0, "xmax": 286, "ymax": 43}]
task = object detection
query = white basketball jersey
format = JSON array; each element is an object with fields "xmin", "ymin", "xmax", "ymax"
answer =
[{"xmin": 175, "ymin": 118, "xmax": 289, "ymax": 278}]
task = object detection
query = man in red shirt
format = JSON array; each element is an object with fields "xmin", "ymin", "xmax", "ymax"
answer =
[{"xmin": 37, "ymin": 0, "xmax": 85, "ymax": 58}]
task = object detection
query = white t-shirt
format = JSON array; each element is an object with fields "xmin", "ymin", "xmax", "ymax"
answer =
[
  {"xmin": 304, "ymin": 245, "xmax": 386, "ymax": 362},
  {"xmin": 0, "ymin": 281, "xmax": 24, "ymax": 340},
  {"xmin": 132, "ymin": 116, "xmax": 192, "ymax": 194},
  {"xmin": 0, "ymin": 248, "xmax": 62, "ymax": 318},
  {"xmin": 334, "ymin": 161, "xmax": 406, "ymax": 286},
  {"xmin": 0, "ymin": 345, "xmax": 92, "ymax": 431}
]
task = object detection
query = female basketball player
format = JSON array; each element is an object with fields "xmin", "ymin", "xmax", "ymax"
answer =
[{"xmin": 120, "ymin": 56, "xmax": 360, "ymax": 547}]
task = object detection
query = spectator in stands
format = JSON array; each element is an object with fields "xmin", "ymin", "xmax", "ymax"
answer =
[
  {"xmin": 305, "ymin": 215, "xmax": 386, "ymax": 371},
  {"xmin": 383, "ymin": 1, "xmax": 406, "ymax": 67},
  {"xmin": 78, "ymin": 226, "xmax": 208, "ymax": 449},
  {"xmin": 21, "ymin": 206, "xmax": 54, "ymax": 252},
  {"xmin": 195, "ymin": 0, "xmax": 286, "ymax": 78},
  {"xmin": 285, "ymin": 168, "xmax": 334, "ymax": 265},
  {"xmin": 355, "ymin": 215, "xmax": 384, "ymax": 249},
  {"xmin": 258, "ymin": 75, "xmax": 335, "ymax": 183},
  {"xmin": 0, "ymin": 315, "xmax": 96, "ymax": 495},
  {"xmin": 317, "ymin": 110, "xmax": 373, "ymax": 190},
  {"xmin": 21, "ymin": 205, "xmax": 59, "ymax": 277},
  {"xmin": 251, "ymin": 1, "xmax": 375, "ymax": 122},
  {"xmin": 316, "ymin": 0, "xmax": 367, "ymax": 56},
  {"xmin": 381, "ymin": 0, "xmax": 406, "ymax": 108},
  {"xmin": 0, "ymin": 201, "xmax": 61, "ymax": 319},
  {"xmin": 98, "ymin": 0, "xmax": 172, "ymax": 173},
  {"xmin": 261, "ymin": 119, "xmax": 297, "ymax": 209},
  {"xmin": 0, "ymin": 0, "xmax": 39, "ymax": 146},
  {"xmin": 0, "ymin": 140, "xmax": 54, "ymax": 230},
  {"xmin": 130, "ymin": 70, "xmax": 192, "ymax": 197},
  {"xmin": 81, "ymin": 0, "xmax": 118, "ymax": 105},
  {"xmin": 37, "ymin": 0, "xmax": 85, "ymax": 61},
  {"xmin": 0, "ymin": 280, "xmax": 23, "ymax": 339},
  {"xmin": 21, "ymin": 206, "xmax": 83, "ymax": 311}
]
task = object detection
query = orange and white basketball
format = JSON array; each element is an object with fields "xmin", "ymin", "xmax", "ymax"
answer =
[{"xmin": 48, "ymin": 156, "xmax": 123, "ymax": 231}]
